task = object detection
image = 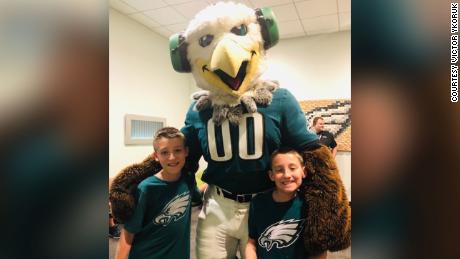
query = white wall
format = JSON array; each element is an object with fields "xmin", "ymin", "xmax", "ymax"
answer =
[
  {"xmin": 263, "ymin": 31, "xmax": 351, "ymax": 100},
  {"xmin": 335, "ymin": 151, "xmax": 351, "ymax": 200},
  {"xmin": 109, "ymin": 9, "xmax": 192, "ymax": 177}
]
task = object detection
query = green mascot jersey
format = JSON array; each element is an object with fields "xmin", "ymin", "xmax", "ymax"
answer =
[
  {"xmin": 124, "ymin": 173, "xmax": 193, "ymax": 259},
  {"xmin": 182, "ymin": 88, "xmax": 318, "ymax": 193},
  {"xmin": 248, "ymin": 191, "xmax": 307, "ymax": 258}
]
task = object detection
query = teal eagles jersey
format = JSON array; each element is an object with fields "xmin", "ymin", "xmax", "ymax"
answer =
[
  {"xmin": 124, "ymin": 174, "xmax": 192, "ymax": 259},
  {"xmin": 248, "ymin": 191, "xmax": 307, "ymax": 259},
  {"xmin": 182, "ymin": 88, "xmax": 318, "ymax": 194}
]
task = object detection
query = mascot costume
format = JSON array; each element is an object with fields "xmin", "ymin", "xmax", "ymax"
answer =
[{"xmin": 110, "ymin": 2, "xmax": 350, "ymax": 257}]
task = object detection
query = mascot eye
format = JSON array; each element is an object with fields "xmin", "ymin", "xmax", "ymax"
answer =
[
  {"xmin": 199, "ymin": 34, "xmax": 214, "ymax": 47},
  {"xmin": 231, "ymin": 24, "xmax": 248, "ymax": 36}
]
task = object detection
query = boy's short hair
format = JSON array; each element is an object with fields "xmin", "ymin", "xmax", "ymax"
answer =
[
  {"xmin": 153, "ymin": 127, "xmax": 185, "ymax": 151},
  {"xmin": 270, "ymin": 147, "xmax": 304, "ymax": 168}
]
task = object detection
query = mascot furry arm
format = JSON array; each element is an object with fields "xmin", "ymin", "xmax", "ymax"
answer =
[{"xmin": 109, "ymin": 2, "xmax": 350, "ymax": 255}]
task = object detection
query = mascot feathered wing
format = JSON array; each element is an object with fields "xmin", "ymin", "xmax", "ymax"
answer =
[{"xmin": 109, "ymin": 2, "xmax": 350, "ymax": 255}]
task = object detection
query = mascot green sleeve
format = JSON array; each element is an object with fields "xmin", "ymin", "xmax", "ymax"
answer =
[{"xmin": 110, "ymin": 2, "xmax": 350, "ymax": 255}]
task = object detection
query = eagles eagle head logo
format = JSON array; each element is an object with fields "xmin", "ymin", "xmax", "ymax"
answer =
[
  {"xmin": 154, "ymin": 192, "xmax": 190, "ymax": 226},
  {"xmin": 258, "ymin": 219, "xmax": 305, "ymax": 251}
]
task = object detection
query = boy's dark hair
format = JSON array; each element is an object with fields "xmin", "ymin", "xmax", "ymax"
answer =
[
  {"xmin": 270, "ymin": 147, "xmax": 304, "ymax": 169},
  {"xmin": 312, "ymin": 116, "xmax": 323, "ymax": 126},
  {"xmin": 153, "ymin": 127, "xmax": 185, "ymax": 151}
]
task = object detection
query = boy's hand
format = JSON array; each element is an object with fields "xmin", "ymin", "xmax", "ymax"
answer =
[
  {"xmin": 245, "ymin": 238, "xmax": 258, "ymax": 259},
  {"xmin": 115, "ymin": 229, "xmax": 134, "ymax": 259},
  {"xmin": 199, "ymin": 183, "xmax": 208, "ymax": 194}
]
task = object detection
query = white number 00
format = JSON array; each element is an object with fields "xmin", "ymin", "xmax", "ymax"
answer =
[{"xmin": 207, "ymin": 113, "xmax": 263, "ymax": 161}]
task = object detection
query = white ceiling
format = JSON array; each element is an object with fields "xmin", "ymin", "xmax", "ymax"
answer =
[{"xmin": 110, "ymin": 0, "xmax": 350, "ymax": 39}]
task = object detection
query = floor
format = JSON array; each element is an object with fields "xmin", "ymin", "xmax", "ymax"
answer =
[{"xmin": 109, "ymin": 207, "xmax": 351, "ymax": 259}]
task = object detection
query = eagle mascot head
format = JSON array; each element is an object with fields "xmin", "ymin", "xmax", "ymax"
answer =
[{"xmin": 169, "ymin": 2, "xmax": 280, "ymax": 125}]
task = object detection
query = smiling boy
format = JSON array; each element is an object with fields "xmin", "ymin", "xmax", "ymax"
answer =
[
  {"xmin": 245, "ymin": 148, "xmax": 327, "ymax": 259},
  {"xmin": 115, "ymin": 127, "xmax": 199, "ymax": 259}
]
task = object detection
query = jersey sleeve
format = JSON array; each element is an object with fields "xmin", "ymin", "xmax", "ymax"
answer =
[
  {"xmin": 181, "ymin": 103, "xmax": 202, "ymax": 174},
  {"xmin": 185, "ymin": 170, "xmax": 203, "ymax": 207},
  {"xmin": 191, "ymin": 185, "xmax": 203, "ymax": 207},
  {"xmin": 280, "ymin": 89, "xmax": 318, "ymax": 149},
  {"xmin": 329, "ymin": 132, "xmax": 338, "ymax": 149},
  {"xmin": 248, "ymin": 201, "xmax": 257, "ymax": 239},
  {"xmin": 123, "ymin": 187, "xmax": 147, "ymax": 234}
]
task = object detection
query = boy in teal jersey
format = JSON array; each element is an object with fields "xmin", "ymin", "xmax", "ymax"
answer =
[
  {"xmin": 115, "ymin": 127, "xmax": 202, "ymax": 259},
  {"xmin": 245, "ymin": 148, "xmax": 327, "ymax": 259}
]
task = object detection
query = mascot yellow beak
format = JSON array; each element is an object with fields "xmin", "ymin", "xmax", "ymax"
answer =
[
  {"xmin": 196, "ymin": 37, "xmax": 260, "ymax": 98},
  {"xmin": 210, "ymin": 38, "xmax": 250, "ymax": 78}
]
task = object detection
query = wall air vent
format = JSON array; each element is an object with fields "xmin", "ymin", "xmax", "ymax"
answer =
[{"xmin": 124, "ymin": 114, "xmax": 166, "ymax": 145}]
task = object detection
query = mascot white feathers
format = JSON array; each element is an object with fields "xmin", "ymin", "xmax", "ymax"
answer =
[{"xmin": 110, "ymin": 2, "xmax": 351, "ymax": 256}]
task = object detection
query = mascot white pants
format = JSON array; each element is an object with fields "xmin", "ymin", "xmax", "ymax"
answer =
[{"xmin": 196, "ymin": 185, "xmax": 250, "ymax": 258}]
